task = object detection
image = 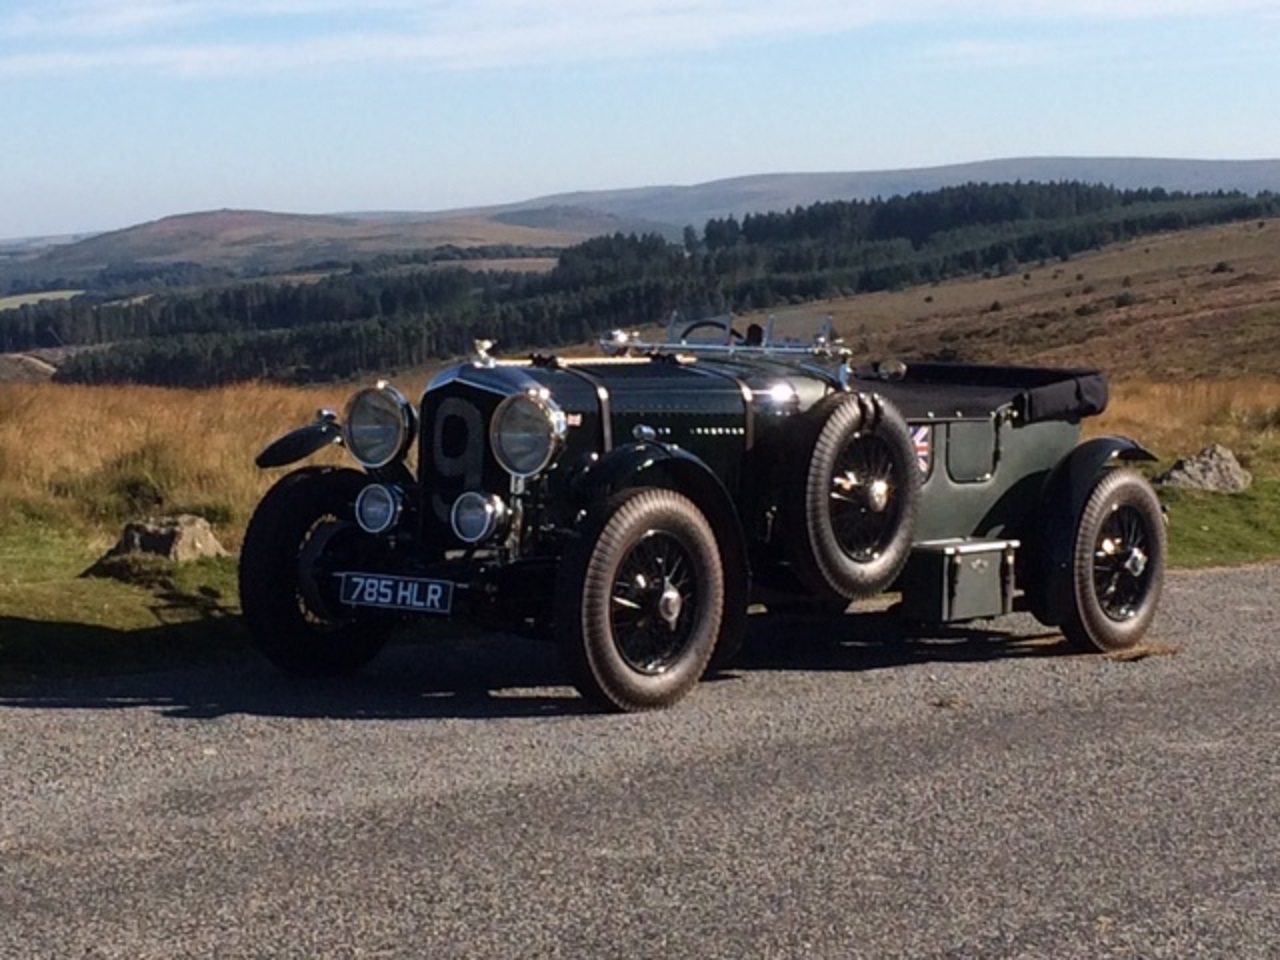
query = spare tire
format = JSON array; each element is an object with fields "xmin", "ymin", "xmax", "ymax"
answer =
[{"xmin": 784, "ymin": 393, "xmax": 921, "ymax": 600}]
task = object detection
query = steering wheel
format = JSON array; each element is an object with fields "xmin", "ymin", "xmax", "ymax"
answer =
[{"xmin": 678, "ymin": 319, "xmax": 745, "ymax": 342}]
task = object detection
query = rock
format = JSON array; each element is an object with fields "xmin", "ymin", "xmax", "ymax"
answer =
[
  {"xmin": 1154, "ymin": 444, "xmax": 1252, "ymax": 493},
  {"xmin": 105, "ymin": 514, "xmax": 229, "ymax": 563}
]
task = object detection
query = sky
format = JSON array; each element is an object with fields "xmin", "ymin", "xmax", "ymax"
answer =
[{"xmin": 2, "ymin": 0, "xmax": 1279, "ymax": 239}]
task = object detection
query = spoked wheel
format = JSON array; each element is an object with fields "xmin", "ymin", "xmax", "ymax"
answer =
[
  {"xmin": 611, "ymin": 530, "xmax": 704, "ymax": 674},
  {"xmin": 240, "ymin": 467, "xmax": 391, "ymax": 676},
  {"xmin": 1062, "ymin": 469, "xmax": 1166, "ymax": 652},
  {"xmin": 557, "ymin": 487, "xmax": 724, "ymax": 712},
  {"xmin": 786, "ymin": 394, "xmax": 920, "ymax": 600},
  {"xmin": 829, "ymin": 430, "xmax": 906, "ymax": 562},
  {"xmin": 1092, "ymin": 506, "xmax": 1155, "ymax": 619}
]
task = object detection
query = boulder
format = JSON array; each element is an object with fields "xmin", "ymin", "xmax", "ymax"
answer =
[
  {"xmin": 105, "ymin": 514, "xmax": 229, "ymax": 563},
  {"xmin": 1154, "ymin": 444, "xmax": 1252, "ymax": 493}
]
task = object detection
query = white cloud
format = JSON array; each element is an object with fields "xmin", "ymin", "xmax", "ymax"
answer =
[{"xmin": 1, "ymin": 0, "xmax": 1276, "ymax": 78}]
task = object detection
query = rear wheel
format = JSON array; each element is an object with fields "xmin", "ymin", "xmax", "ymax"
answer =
[
  {"xmin": 1062, "ymin": 469, "xmax": 1166, "ymax": 652},
  {"xmin": 240, "ymin": 467, "xmax": 391, "ymax": 676},
  {"xmin": 557, "ymin": 488, "xmax": 724, "ymax": 712}
]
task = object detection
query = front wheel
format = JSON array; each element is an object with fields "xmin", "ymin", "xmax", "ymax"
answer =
[
  {"xmin": 1062, "ymin": 469, "xmax": 1166, "ymax": 652},
  {"xmin": 556, "ymin": 488, "xmax": 725, "ymax": 712},
  {"xmin": 239, "ymin": 467, "xmax": 391, "ymax": 676}
]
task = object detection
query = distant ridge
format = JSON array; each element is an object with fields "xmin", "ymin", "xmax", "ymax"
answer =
[
  {"xmin": 4, "ymin": 157, "xmax": 1277, "ymax": 286},
  {"xmin": 0, "ymin": 209, "xmax": 597, "ymax": 285},
  {"xmin": 479, "ymin": 157, "xmax": 1280, "ymax": 229}
]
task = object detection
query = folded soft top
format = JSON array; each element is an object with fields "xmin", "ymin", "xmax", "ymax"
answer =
[{"xmin": 855, "ymin": 362, "xmax": 1109, "ymax": 424}]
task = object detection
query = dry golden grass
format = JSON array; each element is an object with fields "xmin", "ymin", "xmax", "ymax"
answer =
[
  {"xmin": 1095, "ymin": 378, "xmax": 1280, "ymax": 470},
  {"xmin": 0, "ymin": 380, "xmax": 355, "ymax": 545},
  {"xmin": 3, "ymin": 370, "xmax": 1278, "ymax": 550}
]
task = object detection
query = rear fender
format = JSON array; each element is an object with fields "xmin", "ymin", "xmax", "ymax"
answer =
[{"xmin": 1025, "ymin": 436, "xmax": 1158, "ymax": 625}]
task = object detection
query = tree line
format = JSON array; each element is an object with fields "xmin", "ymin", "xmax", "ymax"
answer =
[{"xmin": 0, "ymin": 182, "xmax": 1272, "ymax": 386}]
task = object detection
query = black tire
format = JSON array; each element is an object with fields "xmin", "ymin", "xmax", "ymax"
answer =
[
  {"xmin": 1062, "ymin": 469, "xmax": 1166, "ymax": 653},
  {"xmin": 705, "ymin": 594, "xmax": 748, "ymax": 673},
  {"xmin": 556, "ymin": 488, "xmax": 725, "ymax": 712},
  {"xmin": 239, "ymin": 467, "xmax": 391, "ymax": 676},
  {"xmin": 786, "ymin": 393, "xmax": 921, "ymax": 601}
]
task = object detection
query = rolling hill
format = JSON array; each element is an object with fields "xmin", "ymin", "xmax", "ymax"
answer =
[
  {"xmin": 0, "ymin": 209, "xmax": 592, "ymax": 286},
  {"xmin": 6, "ymin": 215, "xmax": 1278, "ymax": 387},
  {"xmin": 3, "ymin": 156, "xmax": 1278, "ymax": 290},
  {"xmin": 442, "ymin": 156, "xmax": 1280, "ymax": 233},
  {"xmin": 764, "ymin": 217, "xmax": 1280, "ymax": 381}
]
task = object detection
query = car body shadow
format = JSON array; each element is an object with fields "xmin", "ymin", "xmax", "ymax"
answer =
[
  {"xmin": 0, "ymin": 608, "xmax": 1074, "ymax": 722},
  {"xmin": 0, "ymin": 616, "xmax": 586, "ymax": 721},
  {"xmin": 730, "ymin": 608, "xmax": 1074, "ymax": 674}
]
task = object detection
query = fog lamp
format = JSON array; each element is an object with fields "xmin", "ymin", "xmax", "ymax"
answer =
[
  {"xmin": 355, "ymin": 483, "xmax": 403, "ymax": 535},
  {"xmin": 451, "ymin": 491, "xmax": 508, "ymax": 545}
]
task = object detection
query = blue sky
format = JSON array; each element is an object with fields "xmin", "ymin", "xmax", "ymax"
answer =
[{"xmin": 2, "ymin": 0, "xmax": 1279, "ymax": 238}]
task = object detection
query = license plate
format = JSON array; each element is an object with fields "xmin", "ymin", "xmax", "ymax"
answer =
[{"xmin": 338, "ymin": 573, "xmax": 454, "ymax": 614}]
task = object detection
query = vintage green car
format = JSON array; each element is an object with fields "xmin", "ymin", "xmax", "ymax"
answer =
[{"xmin": 240, "ymin": 315, "xmax": 1166, "ymax": 711}]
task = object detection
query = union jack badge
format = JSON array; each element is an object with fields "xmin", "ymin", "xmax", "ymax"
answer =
[{"xmin": 911, "ymin": 425, "xmax": 932, "ymax": 476}]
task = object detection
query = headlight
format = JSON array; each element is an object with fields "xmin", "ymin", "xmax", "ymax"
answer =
[
  {"xmin": 343, "ymin": 382, "xmax": 415, "ymax": 469},
  {"xmin": 490, "ymin": 389, "xmax": 568, "ymax": 479}
]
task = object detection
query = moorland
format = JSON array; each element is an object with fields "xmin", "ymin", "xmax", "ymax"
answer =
[{"xmin": 2, "ymin": 178, "xmax": 1279, "ymax": 681}]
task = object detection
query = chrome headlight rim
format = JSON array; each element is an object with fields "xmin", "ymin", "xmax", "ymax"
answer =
[
  {"xmin": 342, "ymin": 381, "xmax": 416, "ymax": 470},
  {"xmin": 489, "ymin": 389, "xmax": 568, "ymax": 480}
]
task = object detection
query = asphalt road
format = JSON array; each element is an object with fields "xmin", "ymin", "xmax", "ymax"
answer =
[{"xmin": 2, "ymin": 565, "xmax": 1278, "ymax": 959}]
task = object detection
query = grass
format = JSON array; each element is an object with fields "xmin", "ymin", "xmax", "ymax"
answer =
[
  {"xmin": 1091, "ymin": 378, "xmax": 1280, "ymax": 474},
  {"xmin": 1160, "ymin": 481, "xmax": 1280, "ymax": 569},
  {"xmin": 1092, "ymin": 379, "xmax": 1280, "ymax": 569},
  {"xmin": 0, "ymin": 289, "xmax": 83, "ymax": 310},
  {"xmin": 0, "ymin": 518, "xmax": 245, "ymax": 684},
  {"xmin": 0, "ymin": 379, "xmax": 352, "ymax": 542},
  {"xmin": 0, "ymin": 380, "xmax": 341, "ymax": 684}
]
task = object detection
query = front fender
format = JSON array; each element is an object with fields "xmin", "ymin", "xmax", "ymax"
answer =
[
  {"xmin": 256, "ymin": 421, "xmax": 342, "ymax": 469},
  {"xmin": 572, "ymin": 441, "xmax": 751, "ymax": 662},
  {"xmin": 1025, "ymin": 436, "xmax": 1158, "ymax": 625},
  {"xmin": 571, "ymin": 442, "xmax": 741, "ymax": 528},
  {"xmin": 571, "ymin": 440, "xmax": 685, "ymax": 501}
]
